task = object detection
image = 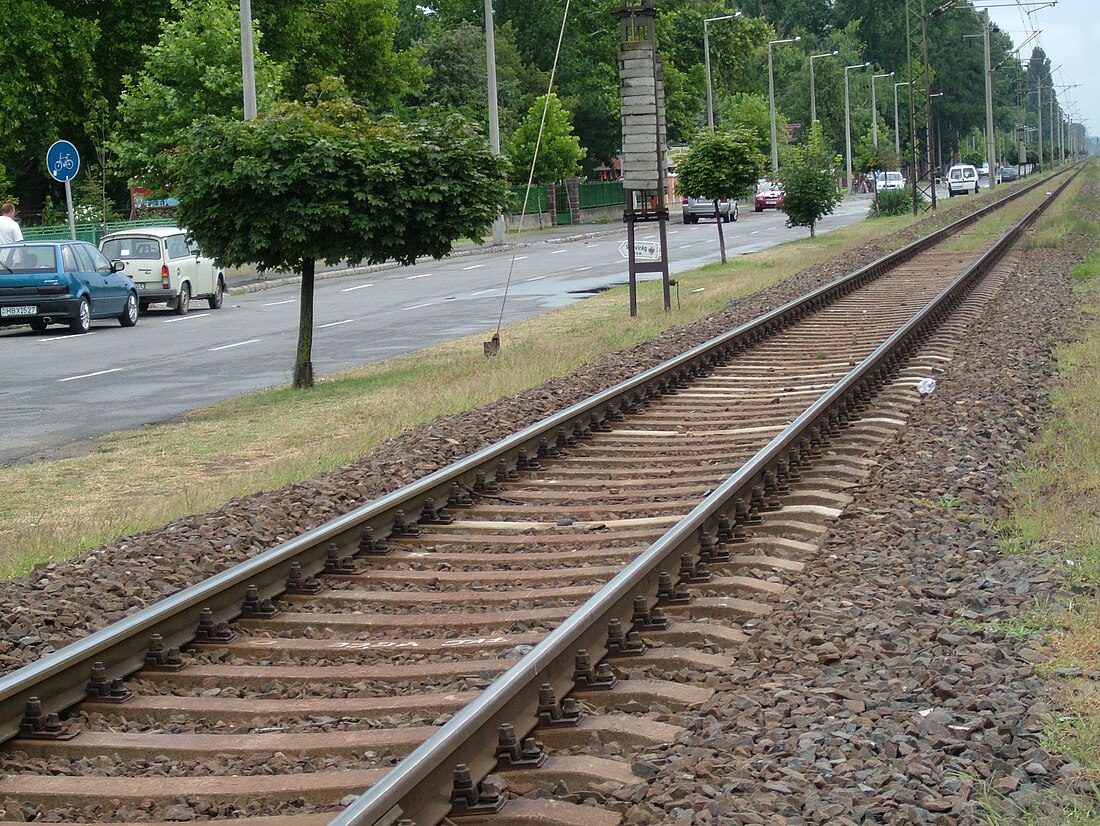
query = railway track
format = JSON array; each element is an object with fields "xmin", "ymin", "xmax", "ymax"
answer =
[{"xmin": 0, "ymin": 169, "xmax": 1079, "ymax": 825}]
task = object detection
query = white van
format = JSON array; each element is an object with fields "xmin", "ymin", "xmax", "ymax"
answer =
[
  {"xmin": 947, "ymin": 164, "xmax": 979, "ymax": 197},
  {"xmin": 100, "ymin": 227, "xmax": 225, "ymax": 315}
]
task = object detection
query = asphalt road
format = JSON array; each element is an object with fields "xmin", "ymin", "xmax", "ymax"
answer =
[{"xmin": 0, "ymin": 194, "xmax": 874, "ymax": 466}]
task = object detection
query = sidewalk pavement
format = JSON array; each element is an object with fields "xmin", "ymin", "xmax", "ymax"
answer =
[{"xmin": 224, "ymin": 222, "xmax": 626, "ymax": 294}]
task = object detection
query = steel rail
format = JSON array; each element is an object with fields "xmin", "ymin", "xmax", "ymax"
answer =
[
  {"xmin": 0, "ymin": 167, "xmax": 1073, "ymax": 758},
  {"xmin": 331, "ymin": 168, "xmax": 1081, "ymax": 825}
]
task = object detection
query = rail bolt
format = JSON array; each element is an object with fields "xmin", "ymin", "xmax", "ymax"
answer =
[
  {"xmin": 285, "ymin": 561, "xmax": 322, "ymax": 594},
  {"xmin": 449, "ymin": 763, "xmax": 506, "ymax": 815}
]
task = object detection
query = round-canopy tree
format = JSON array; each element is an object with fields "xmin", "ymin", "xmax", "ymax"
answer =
[
  {"xmin": 171, "ymin": 88, "xmax": 509, "ymax": 388},
  {"xmin": 676, "ymin": 128, "xmax": 765, "ymax": 263},
  {"xmin": 778, "ymin": 121, "xmax": 843, "ymax": 238}
]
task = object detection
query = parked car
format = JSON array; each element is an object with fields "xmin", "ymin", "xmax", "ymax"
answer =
[
  {"xmin": 682, "ymin": 195, "xmax": 738, "ymax": 223},
  {"xmin": 998, "ymin": 165, "xmax": 1019, "ymax": 183},
  {"xmin": 99, "ymin": 227, "xmax": 225, "ymax": 315},
  {"xmin": 0, "ymin": 240, "xmax": 138, "ymax": 333},
  {"xmin": 875, "ymin": 171, "xmax": 906, "ymax": 192},
  {"xmin": 754, "ymin": 179, "xmax": 784, "ymax": 212},
  {"xmin": 946, "ymin": 163, "xmax": 980, "ymax": 197}
]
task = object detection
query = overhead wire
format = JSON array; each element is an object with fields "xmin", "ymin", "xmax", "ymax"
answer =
[{"xmin": 490, "ymin": 0, "xmax": 574, "ymax": 348}]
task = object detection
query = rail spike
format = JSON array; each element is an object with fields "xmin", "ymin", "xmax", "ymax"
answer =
[{"xmin": 495, "ymin": 723, "xmax": 547, "ymax": 769}]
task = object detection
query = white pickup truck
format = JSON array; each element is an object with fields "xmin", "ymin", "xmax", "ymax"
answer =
[{"xmin": 100, "ymin": 226, "xmax": 225, "ymax": 315}]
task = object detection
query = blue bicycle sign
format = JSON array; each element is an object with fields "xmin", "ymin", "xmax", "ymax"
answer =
[{"xmin": 46, "ymin": 140, "xmax": 80, "ymax": 182}]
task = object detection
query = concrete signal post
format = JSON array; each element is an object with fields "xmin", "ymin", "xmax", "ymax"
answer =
[{"xmin": 615, "ymin": 0, "xmax": 670, "ymax": 317}]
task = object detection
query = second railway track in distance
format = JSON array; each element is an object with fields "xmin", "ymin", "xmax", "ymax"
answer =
[{"xmin": 0, "ymin": 168, "xmax": 1080, "ymax": 826}]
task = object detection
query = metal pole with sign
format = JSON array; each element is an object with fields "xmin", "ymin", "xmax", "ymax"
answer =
[{"xmin": 46, "ymin": 140, "xmax": 80, "ymax": 239}]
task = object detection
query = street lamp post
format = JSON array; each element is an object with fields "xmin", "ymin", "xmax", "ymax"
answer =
[
  {"xmin": 870, "ymin": 71, "xmax": 894, "ymax": 147},
  {"xmin": 844, "ymin": 62, "xmax": 870, "ymax": 192},
  {"xmin": 894, "ymin": 80, "xmax": 912, "ymax": 157},
  {"xmin": 485, "ymin": 0, "xmax": 504, "ymax": 245},
  {"xmin": 240, "ymin": 0, "xmax": 257, "ymax": 120},
  {"xmin": 768, "ymin": 35, "xmax": 801, "ymax": 174},
  {"xmin": 704, "ymin": 14, "xmax": 741, "ymax": 131},
  {"xmin": 808, "ymin": 50, "xmax": 838, "ymax": 125}
]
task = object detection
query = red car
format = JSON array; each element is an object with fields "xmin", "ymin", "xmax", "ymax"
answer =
[{"xmin": 754, "ymin": 179, "xmax": 784, "ymax": 212}]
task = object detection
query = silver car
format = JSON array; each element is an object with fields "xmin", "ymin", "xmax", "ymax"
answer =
[{"xmin": 682, "ymin": 196, "xmax": 738, "ymax": 224}]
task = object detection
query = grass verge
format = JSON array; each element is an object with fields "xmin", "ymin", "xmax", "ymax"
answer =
[{"xmin": 984, "ymin": 162, "xmax": 1100, "ymax": 822}]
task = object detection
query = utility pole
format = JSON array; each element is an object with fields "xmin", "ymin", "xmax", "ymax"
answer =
[
  {"xmin": 983, "ymin": 10, "xmax": 996, "ymax": 189},
  {"xmin": 485, "ymin": 0, "xmax": 504, "ymax": 245},
  {"xmin": 240, "ymin": 0, "xmax": 257, "ymax": 120}
]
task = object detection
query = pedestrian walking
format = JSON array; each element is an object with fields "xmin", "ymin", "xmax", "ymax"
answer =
[{"xmin": 0, "ymin": 203, "xmax": 22, "ymax": 243}]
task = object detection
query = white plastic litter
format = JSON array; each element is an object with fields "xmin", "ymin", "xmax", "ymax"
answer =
[{"xmin": 916, "ymin": 378, "xmax": 937, "ymax": 397}]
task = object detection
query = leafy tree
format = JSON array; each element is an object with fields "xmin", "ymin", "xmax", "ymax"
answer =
[
  {"xmin": 253, "ymin": 0, "xmax": 423, "ymax": 107},
  {"xmin": 676, "ymin": 128, "xmax": 765, "ymax": 262},
  {"xmin": 715, "ymin": 93, "xmax": 777, "ymax": 161},
  {"xmin": 508, "ymin": 93, "xmax": 585, "ymax": 185},
  {"xmin": 170, "ymin": 85, "xmax": 510, "ymax": 388},
  {"xmin": 777, "ymin": 121, "xmax": 842, "ymax": 237},
  {"xmin": 0, "ymin": 1, "xmax": 98, "ymax": 212},
  {"xmin": 853, "ymin": 129, "xmax": 899, "ymax": 176},
  {"xmin": 114, "ymin": 0, "xmax": 285, "ymax": 190}
]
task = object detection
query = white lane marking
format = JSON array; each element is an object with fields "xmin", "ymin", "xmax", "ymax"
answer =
[
  {"xmin": 525, "ymin": 275, "xmax": 549, "ymax": 282},
  {"xmin": 403, "ymin": 302, "xmax": 435, "ymax": 310},
  {"xmin": 341, "ymin": 283, "xmax": 374, "ymax": 292},
  {"xmin": 264, "ymin": 299, "xmax": 295, "ymax": 306},
  {"xmin": 319, "ymin": 319, "xmax": 355, "ymax": 329},
  {"xmin": 209, "ymin": 338, "xmax": 260, "ymax": 351},
  {"xmin": 550, "ymin": 249, "xmax": 567, "ymax": 255},
  {"xmin": 406, "ymin": 273, "xmax": 433, "ymax": 280},
  {"xmin": 513, "ymin": 255, "xmax": 528, "ymax": 260},
  {"xmin": 750, "ymin": 230, "xmax": 760, "ymax": 235},
  {"xmin": 574, "ymin": 266, "xmax": 592, "ymax": 272},
  {"xmin": 680, "ymin": 243, "xmax": 696, "ymax": 249},
  {"xmin": 163, "ymin": 312, "xmax": 210, "ymax": 323},
  {"xmin": 469, "ymin": 288, "xmax": 497, "ymax": 297},
  {"xmin": 585, "ymin": 244, "xmax": 600, "ymax": 248},
  {"xmin": 463, "ymin": 264, "xmax": 485, "ymax": 270},
  {"xmin": 57, "ymin": 367, "xmax": 124, "ymax": 383}
]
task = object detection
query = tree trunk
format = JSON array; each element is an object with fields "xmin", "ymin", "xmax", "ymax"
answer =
[
  {"xmin": 809, "ymin": 222, "xmax": 816, "ymax": 238},
  {"xmin": 714, "ymin": 200, "xmax": 727, "ymax": 264},
  {"xmin": 293, "ymin": 256, "xmax": 315, "ymax": 389}
]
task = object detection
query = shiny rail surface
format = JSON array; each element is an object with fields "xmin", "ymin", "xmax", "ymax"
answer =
[{"xmin": 0, "ymin": 168, "xmax": 1077, "ymax": 825}]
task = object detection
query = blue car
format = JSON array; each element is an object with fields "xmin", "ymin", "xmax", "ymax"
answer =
[{"xmin": 0, "ymin": 240, "xmax": 139, "ymax": 333}]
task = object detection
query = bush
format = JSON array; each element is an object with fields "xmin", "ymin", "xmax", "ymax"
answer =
[{"xmin": 868, "ymin": 187, "xmax": 927, "ymax": 217}]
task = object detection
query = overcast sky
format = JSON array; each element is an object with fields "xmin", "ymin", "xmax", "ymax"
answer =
[{"xmin": 982, "ymin": 0, "xmax": 1095, "ymax": 142}]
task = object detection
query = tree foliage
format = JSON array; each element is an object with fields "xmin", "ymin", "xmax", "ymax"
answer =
[
  {"xmin": 114, "ymin": 0, "xmax": 285, "ymax": 189},
  {"xmin": 676, "ymin": 128, "xmax": 765, "ymax": 262},
  {"xmin": 508, "ymin": 93, "xmax": 585, "ymax": 185},
  {"xmin": 777, "ymin": 122, "xmax": 842, "ymax": 237},
  {"xmin": 170, "ymin": 86, "xmax": 509, "ymax": 387}
]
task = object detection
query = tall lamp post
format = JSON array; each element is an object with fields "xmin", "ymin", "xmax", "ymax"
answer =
[
  {"xmin": 239, "ymin": 0, "xmax": 257, "ymax": 120},
  {"xmin": 704, "ymin": 13, "xmax": 741, "ymax": 131},
  {"xmin": 870, "ymin": 71, "xmax": 894, "ymax": 147},
  {"xmin": 894, "ymin": 80, "xmax": 912, "ymax": 157},
  {"xmin": 484, "ymin": 0, "xmax": 505, "ymax": 245},
  {"xmin": 768, "ymin": 35, "xmax": 801, "ymax": 174},
  {"xmin": 809, "ymin": 50, "xmax": 838, "ymax": 125},
  {"xmin": 844, "ymin": 62, "xmax": 870, "ymax": 192}
]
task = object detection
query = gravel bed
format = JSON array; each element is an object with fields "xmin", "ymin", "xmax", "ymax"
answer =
[{"xmin": 581, "ymin": 225, "xmax": 1095, "ymax": 821}]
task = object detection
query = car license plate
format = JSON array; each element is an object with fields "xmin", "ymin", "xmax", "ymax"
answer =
[{"xmin": 1, "ymin": 306, "xmax": 37, "ymax": 317}]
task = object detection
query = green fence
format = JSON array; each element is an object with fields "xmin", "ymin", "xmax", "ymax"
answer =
[
  {"xmin": 21, "ymin": 218, "xmax": 177, "ymax": 246},
  {"xmin": 506, "ymin": 181, "xmax": 624, "ymax": 216}
]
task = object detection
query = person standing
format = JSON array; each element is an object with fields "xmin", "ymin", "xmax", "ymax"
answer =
[{"xmin": 0, "ymin": 203, "xmax": 22, "ymax": 243}]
